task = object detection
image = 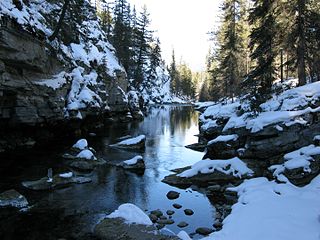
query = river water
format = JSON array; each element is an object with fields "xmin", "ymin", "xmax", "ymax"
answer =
[{"xmin": 0, "ymin": 105, "xmax": 216, "ymax": 239}]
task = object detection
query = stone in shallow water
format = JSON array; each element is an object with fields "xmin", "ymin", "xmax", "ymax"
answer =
[
  {"xmin": 157, "ymin": 219, "xmax": 174, "ymax": 225},
  {"xmin": 166, "ymin": 191, "xmax": 180, "ymax": 200},
  {"xmin": 196, "ymin": 227, "xmax": 214, "ymax": 235},
  {"xmin": 177, "ymin": 221, "xmax": 189, "ymax": 228},
  {"xmin": 184, "ymin": 209, "xmax": 194, "ymax": 216},
  {"xmin": 0, "ymin": 189, "xmax": 28, "ymax": 209},
  {"xmin": 150, "ymin": 209, "xmax": 163, "ymax": 218},
  {"xmin": 166, "ymin": 210, "xmax": 175, "ymax": 215},
  {"xmin": 173, "ymin": 203, "xmax": 182, "ymax": 209},
  {"xmin": 149, "ymin": 213, "xmax": 158, "ymax": 223}
]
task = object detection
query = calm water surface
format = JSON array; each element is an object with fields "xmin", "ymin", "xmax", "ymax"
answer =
[{"xmin": 0, "ymin": 105, "xmax": 215, "ymax": 239}]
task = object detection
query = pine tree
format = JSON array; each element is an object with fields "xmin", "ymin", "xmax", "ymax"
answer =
[
  {"xmin": 168, "ymin": 49, "xmax": 180, "ymax": 95},
  {"xmin": 133, "ymin": 5, "xmax": 153, "ymax": 88},
  {"xmin": 247, "ymin": 0, "xmax": 279, "ymax": 108},
  {"xmin": 219, "ymin": 0, "xmax": 248, "ymax": 99},
  {"xmin": 111, "ymin": 0, "xmax": 132, "ymax": 73},
  {"xmin": 146, "ymin": 38, "xmax": 162, "ymax": 83}
]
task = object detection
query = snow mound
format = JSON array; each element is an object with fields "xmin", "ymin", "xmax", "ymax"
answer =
[
  {"xmin": 123, "ymin": 156, "xmax": 143, "ymax": 165},
  {"xmin": 199, "ymin": 81, "xmax": 320, "ymax": 133},
  {"xmin": 117, "ymin": 135, "xmax": 146, "ymax": 146},
  {"xmin": 177, "ymin": 231, "xmax": 192, "ymax": 240},
  {"xmin": 202, "ymin": 176, "xmax": 320, "ymax": 240},
  {"xmin": 270, "ymin": 144, "xmax": 320, "ymax": 178},
  {"xmin": 76, "ymin": 149, "xmax": 96, "ymax": 160},
  {"xmin": 106, "ymin": 203, "xmax": 152, "ymax": 226},
  {"xmin": 208, "ymin": 134, "xmax": 238, "ymax": 145},
  {"xmin": 59, "ymin": 172, "xmax": 73, "ymax": 178},
  {"xmin": 177, "ymin": 157, "xmax": 254, "ymax": 178},
  {"xmin": 72, "ymin": 139, "xmax": 88, "ymax": 150}
]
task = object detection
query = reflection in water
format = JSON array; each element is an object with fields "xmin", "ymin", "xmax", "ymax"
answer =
[{"xmin": 0, "ymin": 105, "xmax": 215, "ymax": 240}]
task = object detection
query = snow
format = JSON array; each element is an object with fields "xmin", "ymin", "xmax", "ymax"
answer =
[
  {"xmin": 76, "ymin": 149, "xmax": 96, "ymax": 160},
  {"xmin": 177, "ymin": 231, "xmax": 192, "ymax": 240},
  {"xmin": 202, "ymin": 176, "xmax": 320, "ymax": 240},
  {"xmin": 117, "ymin": 135, "xmax": 146, "ymax": 146},
  {"xmin": 59, "ymin": 172, "xmax": 73, "ymax": 178},
  {"xmin": 194, "ymin": 102, "xmax": 216, "ymax": 110},
  {"xmin": 203, "ymin": 102, "xmax": 240, "ymax": 120},
  {"xmin": 72, "ymin": 139, "xmax": 88, "ymax": 150},
  {"xmin": 270, "ymin": 145, "xmax": 320, "ymax": 178},
  {"xmin": 123, "ymin": 156, "xmax": 143, "ymax": 165},
  {"xmin": 223, "ymin": 107, "xmax": 320, "ymax": 133},
  {"xmin": 35, "ymin": 71, "xmax": 67, "ymax": 90},
  {"xmin": 313, "ymin": 135, "xmax": 320, "ymax": 141},
  {"xmin": 208, "ymin": 134, "xmax": 238, "ymax": 145},
  {"xmin": 106, "ymin": 203, "xmax": 152, "ymax": 225},
  {"xmin": 199, "ymin": 81, "xmax": 320, "ymax": 134},
  {"xmin": 177, "ymin": 157, "xmax": 254, "ymax": 178},
  {"xmin": 66, "ymin": 67, "xmax": 103, "ymax": 111}
]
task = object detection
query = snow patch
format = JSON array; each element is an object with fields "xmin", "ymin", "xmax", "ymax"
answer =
[
  {"xmin": 208, "ymin": 134, "xmax": 238, "ymax": 145},
  {"xmin": 76, "ymin": 149, "xmax": 96, "ymax": 160},
  {"xmin": 123, "ymin": 156, "xmax": 143, "ymax": 165},
  {"xmin": 106, "ymin": 203, "xmax": 152, "ymax": 225},
  {"xmin": 202, "ymin": 176, "xmax": 320, "ymax": 240},
  {"xmin": 72, "ymin": 139, "xmax": 88, "ymax": 150},
  {"xmin": 177, "ymin": 157, "xmax": 254, "ymax": 178}
]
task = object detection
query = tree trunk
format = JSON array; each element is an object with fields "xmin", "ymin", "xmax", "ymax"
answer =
[
  {"xmin": 48, "ymin": 0, "xmax": 70, "ymax": 42},
  {"xmin": 297, "ymin": 0, "xmax": 306, "ymax": 86}
]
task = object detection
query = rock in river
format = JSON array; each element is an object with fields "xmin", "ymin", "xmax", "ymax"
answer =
[
  {"xmin": 173, "ymin": 203, "xmax": 182, "ymax": 209},
  {"xmin": 0, "ymin": 189, "xmax": 28, "ymax": 209},
  {"xmin": 117, "ymin": 156, "xmax": 146, "ymax": 170},
  {"xmin": 22, "ymin": 174, "xmax": 92, "ymax": 190},
  {"xmin": 184, "ymin": 209, "xmax": 194, "ymax": 216},
  {"xmin": 196, "ymin": 227, "xmax": 214, "ymax": 236},
  {"xmin": 166, "ymin": 191, "xmax": 180, "ymax": 200},
  {"xmin": 177, "ymin": 221, "xmax": 189, "ymax": 228},
  {"xmin": 110, "ymin": 135, "xmax": 146, "ymax": 151}
]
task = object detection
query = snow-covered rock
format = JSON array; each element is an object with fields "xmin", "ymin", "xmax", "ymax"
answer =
[
  {"xmin": 269, "ymin": 144, "xmax": 320, "ymax": 185},
  {"xmin": 76, "ymin": 149, "xmax": 97, "ymax": 160},
  {"xmin": 106, "ymin": 203, "xmax": 152, "ymax": 225},
  {"xmin": 117, "ymin": 156, "xmax": 146, "ymax": 171},
  {"xmin": 72, "ymin": 139, "xmax": 88, "ymax": 150},
  {"xmin": 177, "ymin": 158, "xmax": 254, "ymax": 179},
  {"xmin": 110, "ymin": 135, "xmax": 146, "ymax": 150},
  {"xmin": 0, "ymin": 189, "xmax": 28, "ymax": 209},
  {"xmin": 202, "ymin": 176, "xmax": 320, "ymax": 240}
]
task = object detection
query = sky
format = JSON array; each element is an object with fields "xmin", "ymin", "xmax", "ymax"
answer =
[{"xmin": 128, "ymin": 0, "xmax": 223, "ymax": 71}]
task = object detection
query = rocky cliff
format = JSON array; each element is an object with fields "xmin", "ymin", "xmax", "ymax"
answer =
[{"xmin": 0, "ymin": 0, "xmax": 133, "ymax": 152}]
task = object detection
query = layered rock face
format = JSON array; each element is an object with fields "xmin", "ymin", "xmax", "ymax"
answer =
[{"xmin": 0, "ymin": 0, "xmax": 131, "ymax": 152}]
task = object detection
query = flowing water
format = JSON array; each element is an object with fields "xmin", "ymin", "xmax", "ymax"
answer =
[{"xmin": 0, "ymin": 105, "xmax": 216, "ymax": 239}]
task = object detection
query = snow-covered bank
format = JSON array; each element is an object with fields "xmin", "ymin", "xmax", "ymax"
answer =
[{"xmin": 202, "ymin": 175, "xmax": 320, "ymax": 240}]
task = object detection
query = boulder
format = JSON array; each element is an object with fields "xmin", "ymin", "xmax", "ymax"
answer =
[
  {"xmin": 94, "ymin": 218, "xmax": 179, "ymax": 240},
  {"xmin": 184, "ymin": 209, "xmax": 194, "ymax": 216},
  {"xmin": 162, "ymin": 167, "xmax": 246, "ymax": 189},
  {"xmin": 22, "ymin": 174, "xmax": 92, "ymax": 190},
  {"xmin": 177, "ymin": 222, "xmax": 189, "ymax": 228},
  {"xmin": 0, "ymin": 189, "xmax": 28, "ymax": 209},
  {"xmin": 196, "ymin": 227, "xmax": 214, "ymax": 236},
  {"xmin": 117, "ymin": 156, "xmax": 145, "ymax": 170},
  {"xmin": 110, "ymin": 135, "xmax": 146, "ymax": 151},
  {"xmin": 166, "ymin": 191, "xmax": 180, "ymax": 200}
]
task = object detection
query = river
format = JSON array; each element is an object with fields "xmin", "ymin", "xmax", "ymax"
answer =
[{"xmin": 0, "ymin": 105, "xmax": 216, "ymax": 239}]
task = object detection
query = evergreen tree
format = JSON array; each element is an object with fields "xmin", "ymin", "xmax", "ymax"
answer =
[
  {"xmin": 111, "ymin": 0, "xmax": 132, "ymax": 74},
  {"xmin": 247, "ymin": 0, "xmax": 279, "ymax": 108},
  {"xmin": 133, "ymin": 5, "xmax": 153, "ymax": 88},
  {"xmin": 168, "ymin": 49, "xmax": 180, "ymax": 95},
  {"xmin": 146, "ymin": 38, "xmax": 162, "ymax": 83},
  {"xmin": 219, "ymin": 0, "xmax": 248, "ymax": 99}
]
